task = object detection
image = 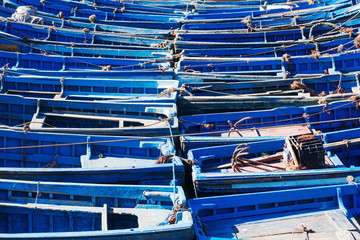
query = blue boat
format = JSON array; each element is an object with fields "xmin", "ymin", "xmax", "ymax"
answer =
[
  {"xmin": 2, "ymin": 68, "xmax": 174, "ymax": 79},
  {"xmin": 4, "ymin": 0, "xmax": 183, "ymax": 23},
  {"xmin": 176, "ymin": 71, "xmax": 286, "ymax": 83},
  {"xmin": 0, "ymin": 30, "xmax": 170, "ymax": 52},
  {"xmin": 175, "ymin": 18, "xmax": 360, "ymax": 48},
  {"xmin": 181, "ymin": 1, "xmax": 355, "ymax": 30},
  {"xmin": 0, "ymin": 179, "xmax": 186, "ymax": 207},
  {"xmin": 177, "ymin": 48, "xmax": 360, "ymax": 76},
  {"xmin": 188, "ymin": 127, "xmax": 360, "ymax": 196},
  {"xmin": 0, "ymin": 179, "xmax": 193, "ymax": 239},
  {"xmin": 185, "ymin": 0, "xmax": 351, "ymax": 19},
  {"xmin": 188, "ymin": 183, "xmax": 360, "ymax": 239},
  {"xmin": 0, "ymin": 128, "xmax": 184, "ymax": 184},
  {"xmin": 180, "ymin": 72, "xmax": 359, "ymax": 94},
  {"xmin": 0, "ymin": 21, "xmax": 171, "ymax": 48},
  {"xmin": 0, "ymin": 94, "xmax": 178, "ymax": 136},
  {"xmin": 0, "ymin": 6, "xmax": 174, "ymax": 37},
  {"xmin": 0, "ymin": 75, "xmax": 179, "ymax": 102},
  {"xmin": 179, "ymin": 99, "xmax": 360, "ymax": 150},
  {"xmin": 176, "ymin": 72, "xmax": 360, "ymax": 115},
  {"xmin": 181, "ymin": 36, "xmax": 358, "ymax": 58},
  {"xmin": 0, "ymin": 50, "xmax": 170, "ymax": 71}
]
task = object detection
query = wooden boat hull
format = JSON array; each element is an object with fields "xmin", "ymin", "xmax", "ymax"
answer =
[
  {"xmin": 189, "ymin": 128, "xmax": 360, "ymax": 196},
  {"xmin": 0, "ymin": 75, "xmax": 178, "ymax": 102},
  {"xmin": 2, "ymin": 68, "xmax": 174, "ymax": 79},
  {"xmin": 0, "ymin": 50, "xmax": 170, "ymax": 72},
  {"xmin": 0, "ymin": 129, "xmax": 184, "ymax": 185},
  {"xmin": 0, "ymin": 179, "xmax": 193, "ymax": 239},
  {"xmin": 188, "ymin": 183, "xmax": 360, "ymax": 239},
  {"xmin": 179, "ymin": 100, "xmax": 360, "ymax": 144},
  {"xmin": 178, "ymin": 93, "xmax": 354, "ymax": 115},
  {"xmin": 0, "ymin": 94, "xmax": 178, "ymax": 136}
]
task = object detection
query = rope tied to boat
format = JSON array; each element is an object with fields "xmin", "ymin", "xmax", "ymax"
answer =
[
  {"xmin": 354, "ymin": 35, "xmax": 360, "ymax": 48},
  {"xmin": 23, "ymin": 123, "xmax": 30, "ymax": 133},
  {"xmin": 310, "ymin": 49, "xmax": 320, "ymax": 60},
  {"xmin": 343, "ymin": 139, "xmax": 351, "ymax": 150},
  {"xmin": 1, "ymin": 63, "xmax": 9, "ymax": 78},
  {"xmin": 337, "ymin": 44, "xmax": 344, "ymax": 53},
  {"xmin": 291, "ymin": 81, "xmax": 317, "ymax": 96},
  {"xmin": 156, "ymin": 154, "xmax": 174, "ymax": 164},
  {"xmin": 347, "ymin": 175, "xmax": 360, "ymax": 199},
  {"xmin": 307, "ymin": 0, "xmax": 315, "ymax": 4},
  {"xmin": 168, "ymin": 201, "xmax": 188, "ymax": 224},
  {"xmin": 333, "ymin": 74, "xmax": 347, "ymax": 94},
  {"xmin": 70, "ymin": 7, "xmax": 77, "ymax": 14},
  {"xmin": 341, "ymin": 27, "xmax": 354, "ymax": 38},
  {"xmin": 241, "ymin": 16, "xmax": 253, "ymax": 32},
  {"xmin": 170, "ymin": 30, "xmax": 177, "ymax": 37},
  {"xmin": 159, "ymin": 87, "xmax": 191, "ymax": 97},
  {"xmin": 282, "ymin": 53, "xmax": 291, "ymax": 63},
  {"xmin": 82, "ymin": 28, "xmax": 90, "ymax": 33},
  {"xmin": 113, "ymin": 7, "xmax": 124, "ymax": 15},
  {"xmin": 89, "ymin": 15, "xmax": 97, "ymax": 23},
  {"xmin": 47, "ymin": 26, "xmax": 57, "ymax": 33},
  {"xmin": 34, "ymin": 181, "xmax": 41, "ymax": 207},
  {"xmin": 155, "ymin": 40, "xmax": 169, "ymax": 48},
  {"xmin": 301, "ymin": 224, "xmax": 314, "ymax": 240},
  {"xmin": 309, "ymin": 22, "xmax": 341, "ymax": 39},
  {"xmin": 350, "ymin": 95, "xmax": 360, "ymax": 109},
  {"xmin": 43, "ymin": 154, "xmax": 59, "ymax": 168},
  {"xmin": 138, "ymin": 59, "xmax": 157, "ymax": 67},
  {"xmin": 158, "ymin": 65, "xmax": 167, "ymax": 75},
  {"xmin": 101, "ymin": 65, "xmax": 112, "ymax": 71},
  {"xmin": 178, "ymin": 118, "xmax": 214, "ymax": 129},
  {"xmin": 57, "ymin": 11, "xmax": 64, "ymax": 20}
]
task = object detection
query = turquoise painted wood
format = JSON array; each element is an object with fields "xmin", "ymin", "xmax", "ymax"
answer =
[
  {"xmin": 182, "ymin": 37, "xmax": 357, "ymax": 58},
  {"xmin": 0, "ymin": 31, "xmax": 172, "ymax": 57},
  {"xmin": 4, "ymin": 0, "xmax": 183, "ymax": 23},
  {"xmin": 0, "ymin": 129, "xmax": 184, "ymax": 184},
  {"xmin": 0, "ymin": 6, "xmax": 174, "ymax": 37},
  {"xmin": 179, "ymin": 99, "xmax": 360, "ymax": 150},
  {"xmin": 0, "ymin": 21, "xmax": 171, "ymax": 48},
  {"xmin": 2, "ymin": 68, "xmax": 174, "ymax": 79},
  {"xmin": 178, "ymin": 49, "xmax": 360, "ymax": 75},
  {"xmin": 185, "ymin": 0, "xmax": 351, "ymax": 19},
  {"xmin": 181, "ymin": 2, "xmax": 354, "ymax": 30},
  {"xmin": 0, "ymin": 50, "xmax": 170, "ymax": 71},
  {"xmin": 0, "ymin": 179, "xmax": 186, "ymax": 208},
  {"xmin": 0, "ymin": 75, "xmax": 178, "ymax": 102},
  {"xmin": 0, "ymin": 180, "xmax": 193, "ymax": 239}
]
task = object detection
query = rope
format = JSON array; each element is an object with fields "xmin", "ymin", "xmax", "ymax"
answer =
[
  {"xmin": 168, "ymin": 201, "xmax": 188, "ymax": 224},
  {"xmin": 9, "ymin": 113, "xmax": 358, "ymax": 152},
  {"xmin": 179, "ymin": 100, "xmax": 355, "ymax": 128},
  {"xmin": 309, "ymin": 22, "xmax": 341, "ymax": 40},
  {"xmin": 2, "ymin": 25, "xmax": 173, "ymax": 71},
  {"xmin": 315, "ymin": 10, "xmax": 360, "ymax": 39},
  {"xmin": 0, "ymin": 129, "xmax": 235, "ymax": 151},
  {"xmin": 34, "ymin": 181, "xmax": 40, "ymax": 205}
]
